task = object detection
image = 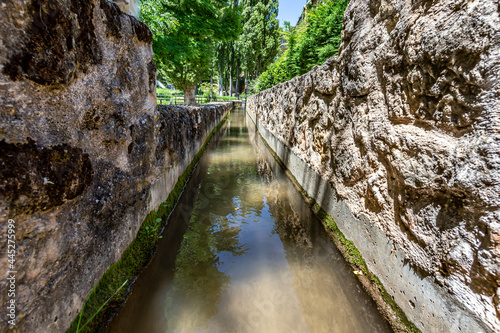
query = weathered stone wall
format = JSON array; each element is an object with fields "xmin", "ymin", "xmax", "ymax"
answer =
[
  {"xmin": 247, "ymin": 0, "xmax": 500, "ymax": 332},
  {"xmin": 0, "ymin": 1, "xmax": 233, "ymax": 332}
]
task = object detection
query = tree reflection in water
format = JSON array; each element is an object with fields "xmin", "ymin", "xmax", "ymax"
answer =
[
  {"xmin": 164, "ymin": 111, "xmax": 257, "ymax": 331},
  {"xmin": 107, "ymin": 109, "xmax": 391, "ymax": 333},
  {"xmin": 165, "ymin": 209, "xmax": 245, "ymax": 331}
]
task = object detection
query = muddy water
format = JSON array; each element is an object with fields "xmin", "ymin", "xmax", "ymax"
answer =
[{"xmin": 107, "ymin": 107, "xmax": 391, "ymax": 333}]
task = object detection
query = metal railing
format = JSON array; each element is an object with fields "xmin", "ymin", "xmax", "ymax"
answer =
[{"xmin": 157, "ymin": 95, "xmax": 238, "ymax": 105}]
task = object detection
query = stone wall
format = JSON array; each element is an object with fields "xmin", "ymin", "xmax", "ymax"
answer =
[
  {"xmin": 0, "ymin": 0, "xmax": 233, "ymax": 331},
  {"xmin": 247, "ymin": 0, "xmax": 500, "ymax": 332}
]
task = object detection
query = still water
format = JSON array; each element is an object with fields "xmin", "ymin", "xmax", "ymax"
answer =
[{"xmin": 107, "ymin": 107, "xmax": 391, "ymax": 333}]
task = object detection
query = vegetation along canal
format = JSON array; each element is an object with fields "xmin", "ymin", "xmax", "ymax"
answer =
[{"xmin": 106, "ymin": 107, "xmax": 391, "ymax": 333}]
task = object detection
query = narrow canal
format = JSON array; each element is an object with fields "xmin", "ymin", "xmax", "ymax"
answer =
[{"xmin": 107, "ymin": 107, "xmax": 391, "ymax": 333}]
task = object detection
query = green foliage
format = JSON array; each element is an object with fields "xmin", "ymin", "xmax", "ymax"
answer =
[
  {"xmin": 156, "ymin": 87, "xmax": 182, "ymax": 95},
  {"xmin": 239, "ymin": 0, "xmax": 281, "ymax": 76},
  {"xmin": 200, "ymin": 82, "xmax": 217, "ymax": 101},
  {"xmin": 145, "ymin": 218, "xmax": 164, "ymax": 238},
  {"xmin": 214, "ymin": 0, "xmax": 280, "ymax": 97},
  {"xmin": 140, "ymin": 0, "xmax": 177, "ymax": 36},
  {"xmin": 255, "ymin": 51, "xmax": 289, "ymax": 91},
  {"xmin": 142, "ymin": 0, "xmax": 280, "ymax": 97},
  {"xmin": 247, "ymin": 77, "xmax": 259, "ymax": 95},
  {"xmin": 254, "ymin": 0, "xmax": 349, "ymax": 92},
  {"xmin": 290, "ymin": 0, "xmax": 348, "ymax": 76},
  {"xmin": 75, "ymin": 280, "xmax": 128, "ymax": 333},
  {"xmin": 217, "ymin": 95, "xmax": 238, "ymax": 101}
]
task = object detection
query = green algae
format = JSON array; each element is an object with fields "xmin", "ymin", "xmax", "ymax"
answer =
[
  {"xmin": 66, "ymin": 108, "xmax": 232, "ymax": 333},
  {"xmin": 313, "ymin": 205, "xmax": 421, "ymax": 333}
]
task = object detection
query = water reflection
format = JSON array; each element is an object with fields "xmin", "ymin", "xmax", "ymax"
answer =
[
  {"xmin": 107, "ymin": 108, "xmax": 391, "ymax": 333},
  {"xmin": 249, "ymin": 122, "xmax": 389, "ymax": 332},
  {"xmin": 164, "ymin": 211, "xmax": 244, "ymax": 331}
]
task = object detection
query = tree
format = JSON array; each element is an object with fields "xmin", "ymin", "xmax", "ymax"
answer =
[
  {"xmin": 239, "ymin": 0, "xmax": 280, "ymax": 81},
  {"xmin": 141, "ymin": 0, "xmax": 241, "ymax": 104},
  {"xmin": 215, "ymin": 38, "xmax": 244, "ymax": 97},
  {"xmin": 288, "ymin": 0, "xmax": 349, "ymax": 77},
  {"xmin": 254, "ymin": 0, "xmax": 349, "ymax": 92}
]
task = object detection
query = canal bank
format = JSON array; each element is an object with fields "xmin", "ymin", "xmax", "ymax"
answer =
[
  {"xmin": 246, "ymin": 106, "xmax": 419, "ymax": 332},
  {"xmin": 67, "ymin": 102, "xmax": 237, "ymax": 333},
  {"xmin": 244, "ymin": 0, "xmax": 500, "ymax": 331},
  {"xmin": 106, "ymin": 107, "xmax": 391, "ymax": 333}
]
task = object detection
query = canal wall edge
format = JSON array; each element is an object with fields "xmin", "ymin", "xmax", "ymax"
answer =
[
  {"xmin": 245, "ymin": 0, "xmax": 499, "ymax": 331},
  {"xmin": 246, "ymin": 105, "xmax": 490, "ymax": 332},
  {"xmin": 68, "ymin": 102, "xmax": 236, "ymax": 332}
]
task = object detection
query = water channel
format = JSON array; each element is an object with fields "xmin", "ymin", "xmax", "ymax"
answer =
[{"xmin": 106, "ymin": 107, "xmax": 391, "ymax": 333}]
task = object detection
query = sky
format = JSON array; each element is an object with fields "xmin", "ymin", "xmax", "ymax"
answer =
[{"xmin": 277, "ymin": 0, "xmax": 308, "ymax": 26}]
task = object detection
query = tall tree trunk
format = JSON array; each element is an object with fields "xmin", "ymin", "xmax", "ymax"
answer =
[
  {"xmin": 229, "ymin": 69, "xmax": 233, "ymax": 97},
  {"xmin": 210, "ymin": 76, "xmax": 213, "ymax": 102},
  {"xmin": 245, "ymin": 72, "xmax": 248, "ymax": 95},
  {"xmin": 184, "ymin": 86, "xmax": 196, "ymax": 105},
  {"xmin": 219, "ymin": 75, "xmax": 223, "ymax": 96},
  {"xmin": 235, "ymin": 67, "xmax": 240, "ymax": 98}
]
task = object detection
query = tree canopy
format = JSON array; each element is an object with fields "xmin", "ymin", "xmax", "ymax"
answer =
[
  {"xmin": 239, "ymin": 0, "xmax": 280, "ymax": 76},
  {"xmin": 255, "ymin": 0, "xmax": 349, "ymax": 92},
  {"xmin": 140, "ymin": 0, "xmax": 349, "ymax": 100},
  {"xmin": 141, "ymin": 0, "xmax": 241, "ymax": 98}
]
